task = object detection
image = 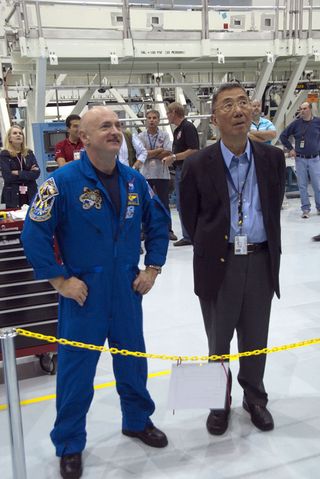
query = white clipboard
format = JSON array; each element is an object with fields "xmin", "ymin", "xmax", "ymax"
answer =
[{"xmin": 167, "ymin": 362, "xmax": 229, "ymax": 410}]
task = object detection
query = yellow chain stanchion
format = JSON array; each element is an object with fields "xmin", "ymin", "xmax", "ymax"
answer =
[{"xmin": 15, "ymin": 328, "xmax": 320, "ymax": 362}]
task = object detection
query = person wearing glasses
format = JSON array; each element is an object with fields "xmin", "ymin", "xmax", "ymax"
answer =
[{"xmin": 180, "ymin": 83, "xmax": 286, "ymax": 436}]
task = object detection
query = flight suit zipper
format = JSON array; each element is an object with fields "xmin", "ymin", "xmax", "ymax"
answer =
[{"xmin": 113, "ymin": 181, "xmax": 129, "ymax": 258}]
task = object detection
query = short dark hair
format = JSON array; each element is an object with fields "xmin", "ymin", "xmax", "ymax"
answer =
[
  {"xmin": 66, "ymin": 114, "xmax": 81, "ymax": 128},
  {"xmin": 211, "ymin": 83, "xmax": 248, "ymax": 112},
  {"xmin": 146, "ymin": 109, "xmax": 160, "ymax": 119}
]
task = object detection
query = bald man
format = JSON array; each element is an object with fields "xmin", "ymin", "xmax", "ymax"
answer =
[
  {"xmin": 248, "ymin": 99, "xmax": 276, "ymax": 144},
  {"xmin": 280, "ymin": 102, "xmax": 320, "ymax": 218},
  {"xmin": 22, "ymin": 107, "xmax": 170, "ymax": 479}
]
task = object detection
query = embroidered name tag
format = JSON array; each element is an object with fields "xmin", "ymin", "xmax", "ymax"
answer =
[
  {"xmin": 128, "ymin": 193, "xmax": 139, "ymax": 206},
  {"xmin": 79, "ymin": 187, "xmax": 102, "ymax": 210},
  {"xmin": 29, "ymin": 177, "xmax": 59, "ymax": 222}
]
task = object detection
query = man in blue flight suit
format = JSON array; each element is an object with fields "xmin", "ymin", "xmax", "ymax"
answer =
[{"xmin": 22, "ymin": 106, "xmax": 170, "ymax": 479}]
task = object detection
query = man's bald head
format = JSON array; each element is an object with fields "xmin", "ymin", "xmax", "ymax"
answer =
[
  {"xmin": 252, "ymin": 99, "xmax": 262, "ymax": 122},
  {"xmin": 79, "ymin": 106, "xmax": 123, "ymax": 159},
  {"xmin": 80, "ymin": 106, "xmax": 118, "ymax": 134},
  {"xmin": 252, "ymin": 99, "xmax": 261, "ymax": 108},
  {"xmin": 299, "ymin": 102, "xmax": 312, "ymax": 121}
]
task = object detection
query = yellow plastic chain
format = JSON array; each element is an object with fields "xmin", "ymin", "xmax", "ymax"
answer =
[{"xmin": 15, "ymin": 328, "xmax": 320, "ymax": 362}]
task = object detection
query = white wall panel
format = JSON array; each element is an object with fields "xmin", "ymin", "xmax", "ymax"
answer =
[{"xmin": 27, "ymin": 5, "xmax": 122, "ymax": 30}]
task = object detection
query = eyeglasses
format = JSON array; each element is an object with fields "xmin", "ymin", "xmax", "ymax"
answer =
[{"xmin": 215, "ymin": 99, "xmax": 251, "ymax": 113}]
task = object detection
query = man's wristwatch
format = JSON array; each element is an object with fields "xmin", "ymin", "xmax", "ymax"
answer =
[
  {"xmin": 146, "ymin": 265, "xmax": 162, "ymax": 274},
  {"xmin": 172, "ymin": 154, "xmax": 176, "ymax": 162}
]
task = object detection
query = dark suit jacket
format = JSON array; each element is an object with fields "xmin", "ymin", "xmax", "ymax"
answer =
[
  {"xmin": 180, "ymin": 140, "xmax": 286, "ymax": 300},
  {"xmin": 0, "ymin": 149, "xmax": 40, "ymax": 208}
]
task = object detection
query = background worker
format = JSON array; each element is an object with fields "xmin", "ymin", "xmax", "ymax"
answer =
[
  {"xmin": 139, "ymin": 109, "xmax": 177, "ymax": 241},
  {"xmin": 163, "ymin": 101, "xmax": 199, "ymax": 246},
  {"xmin": 55, "ymin": 114, "xmax": 83, "ymax": 167},
  {"xmin": 118, "ymin": 129, "xmax": 147, "ymax": 170},
  {"xmin": 249, "ymin": 99, "xmax": 277, "ymax": 144},
  {"xmin": 280, "ymin": 102, "xmax": 320, "ymax": 218},
  {"xmin": 0, "ymin": 125, "xmax": 40, "ymax": 207}
]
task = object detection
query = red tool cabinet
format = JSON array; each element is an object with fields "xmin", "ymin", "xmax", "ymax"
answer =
[{"xmin": 0, "ymin": 217, "xmax": 59, "ymax": 374}]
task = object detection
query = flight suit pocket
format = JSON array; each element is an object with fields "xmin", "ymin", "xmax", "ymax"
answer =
[
  {"xmin": 124, "ymin": 265, "xmax": 142, "ymax": 323},
  {"xmin": 70, "ymin": 267, "xmax": 104, "ymax": 319}
]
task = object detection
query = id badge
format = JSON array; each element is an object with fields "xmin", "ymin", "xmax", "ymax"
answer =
[
  {"xmin": 299, "ymin": 140, "xmax": 305, "ymax": 148},
  {"xmin": 234, "ymin": 234, "xmax": 248, "ymax": 255},
  {"xmin": 73, "ymin": 151, "xmax": 81, "ymax": 160},
  {"xmin": 19, "ymin": 185, "xmax": 28, "ymax": 194}
]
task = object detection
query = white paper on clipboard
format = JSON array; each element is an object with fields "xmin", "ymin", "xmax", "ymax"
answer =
[{"xmin": 167, "ymin": 362, "xmax": 228, "ymax": 410}]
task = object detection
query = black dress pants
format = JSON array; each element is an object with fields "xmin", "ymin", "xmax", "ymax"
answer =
[
  {"xmin": 199, "ymin": 248, "xmax": 274, "ymax": 407},
  {"xmin": 147, "ymin": 179, "xmax": 173, "ymax": 231}
]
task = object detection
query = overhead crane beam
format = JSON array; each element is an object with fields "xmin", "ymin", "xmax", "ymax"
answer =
[
  {"xmin": 108, "ymin": 87, "xmax": 143, "ymax": 128},
  {"xmin": 171, "ymin": 73, "xmax": 200, "ymax": 113},
  {"xmin": 252, "ymin": 59, "xmax": 276, "ymax": 101},
  {"xmin": 273, "ymin": 56, "xmax": 309, "ymax": 135},
  {"xmin": 153, "ymin": 86, "xmax": 173, "ymax": 141},
  {"xmin": 45, "ymin": 74, "xmax": 67, "ymax": 106},
  {"xmin": 70, "ymin": 74, "xmax": 98, "ymax": 116},
  {"xmin": 175, "ymin": 87, "xmax": 187, "ymax": 107}
]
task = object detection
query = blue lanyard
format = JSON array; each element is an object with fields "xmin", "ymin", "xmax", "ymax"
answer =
[
  {"xmin": 147, "ymin": 132, "xmax": 159, "ymax": 150},
  {"xmin": 301, "ymin": 118, "xmax": 313, "ymax": 140},
  {"xmin": 225, "ymin": 150, "xmax": 253, "ymax": 230}
]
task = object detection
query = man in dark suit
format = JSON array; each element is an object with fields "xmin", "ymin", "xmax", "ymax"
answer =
[{"xmin": 180, "ymin": 83, "xmax": 286, "ymax": 436}]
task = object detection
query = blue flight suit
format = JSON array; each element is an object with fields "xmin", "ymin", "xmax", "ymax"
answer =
[{"xmin": 21, "ymin": 151, "xmax": 169, "ymax": 456}]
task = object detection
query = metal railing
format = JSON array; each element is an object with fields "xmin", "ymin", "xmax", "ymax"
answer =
[{"xmin": 5, "ymin": 0, "xmax": 316, "ymax": 42}]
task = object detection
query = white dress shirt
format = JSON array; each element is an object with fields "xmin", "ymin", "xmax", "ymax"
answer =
[{"xmin": 118, "ymin": 133, "xmax": 148, "ymax": 166}]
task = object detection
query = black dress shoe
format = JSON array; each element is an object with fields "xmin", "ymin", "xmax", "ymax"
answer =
[
  {"xmin": 169, "ymin": 230, "xmax": 178, "ymax": 241},
  {"xmin": 312, "ymin": 234, "xmax": 320, "ymax": 241},
  {"xmin": 243, "ymin": 399, "xmax": 274, "ymax": 431},
  {"xmin": 60, "ymin": 453, "xmax": 83, "ymax": 479},
  {"xmin": 206, "ymin": 409, "xmax": 230, "ymax": 435},
  {"xmin": 122, "ymin": 425, "xmax": 168, "ymax": 448},
  {"xmin": 173, "ymin": 238, "xmax": 192, "ymax": 247}
]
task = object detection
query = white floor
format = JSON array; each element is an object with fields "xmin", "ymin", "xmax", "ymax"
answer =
[{"xmin": 1, "ymin": 199, "xmax": 320, "ymax": 479}]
